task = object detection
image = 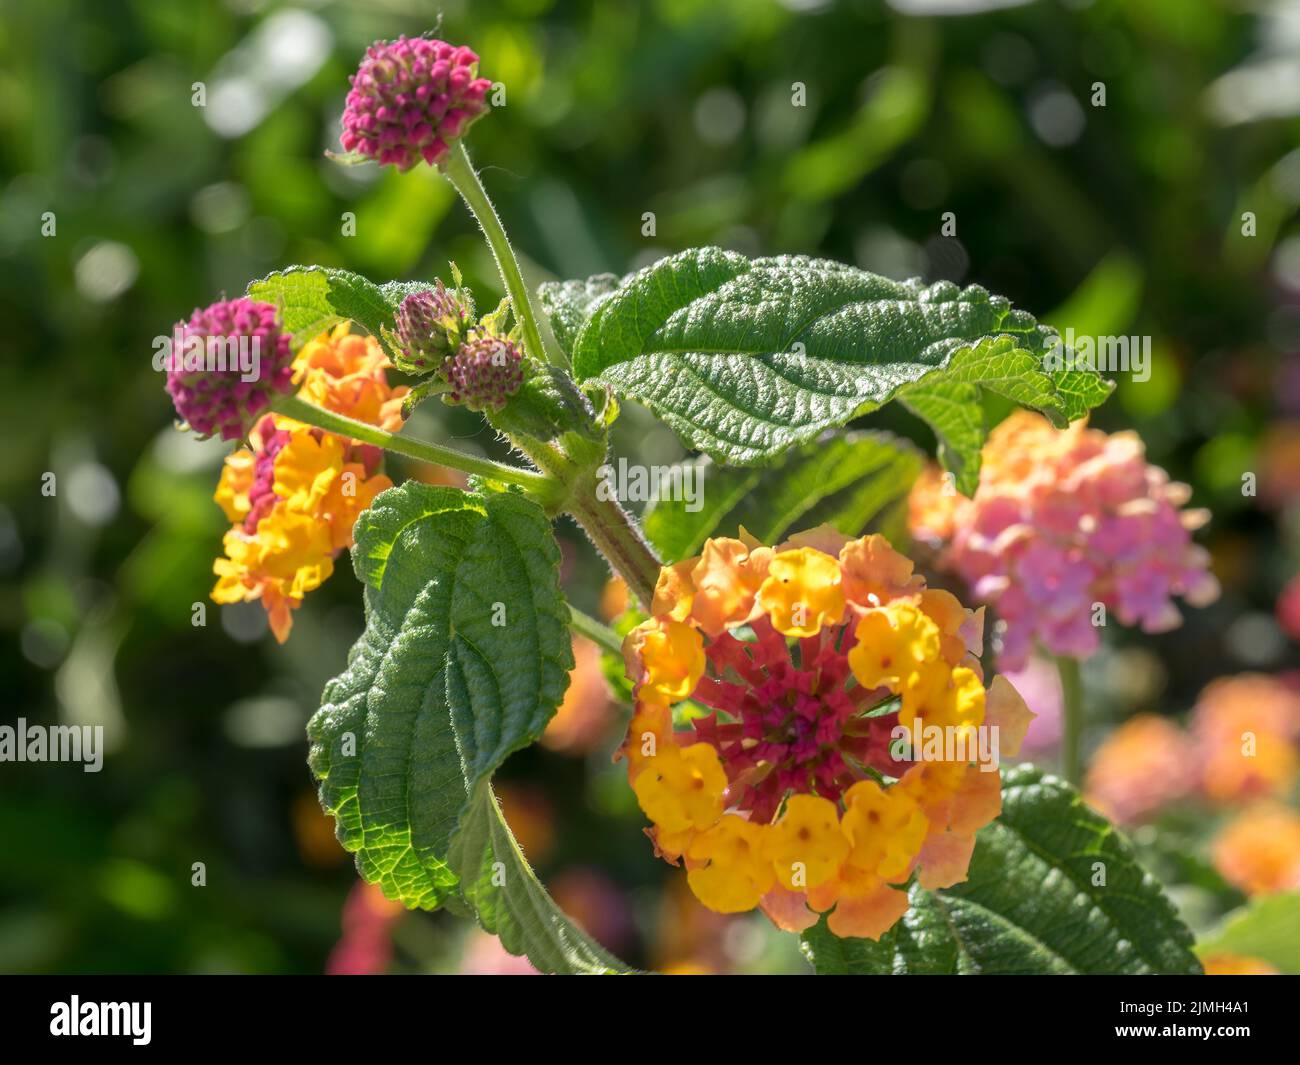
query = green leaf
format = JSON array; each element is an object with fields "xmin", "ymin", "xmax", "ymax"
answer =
[
  {"xmin": 537, "ymin": 273, "xmax": 621, "ymax": 360},
  {"xmin": 800, "ymin": 764, "xmax": 1202, "ymax": 975},
  {"xmin": 449, "ymin": 780, "xmax": 631, "ymax": 974},
  {"xmin": 900, "ymin": 382, "xmax": 985, "ymax": 496},
  {"xmin": 643, "ymin": 430, "xmax": 924, "ymax": 562},
  {"xmin": 571, "ymin": 248, "xmax": 1112, "ymax": 481},
  {"xmin": 307, "ymin": 482, "xmax": 627, "ymax": 972},
  {"xmin": 309, "ymin": 487, "xmax": 479, "ymax": 911},
  {"xmin": 1196, "ymin": 892, "xmax": 1300, "ymax": 975},
  {"xmin": 247, "ymin": 265, "xmax": 412, "ymax": 350}
]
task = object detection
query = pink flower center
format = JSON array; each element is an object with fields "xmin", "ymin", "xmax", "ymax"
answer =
[
  {"xmin": 243, "ymin": 418, "xmax": 293, "ymax": 533},
  {"xmin": 691, "ymin": 616, "xmax": 907, "ymax": 821}
]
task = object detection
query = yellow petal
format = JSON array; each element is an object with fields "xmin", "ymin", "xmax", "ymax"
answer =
[
  {"xmin": 758, "ymin": 547, "xmax": 845, "ymax": 637},
  {"xmin": 764, "ymin": 794, "xmax": 850, "ymax": 889}
]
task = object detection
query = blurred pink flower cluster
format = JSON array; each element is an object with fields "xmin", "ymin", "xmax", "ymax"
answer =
[{"xmin": 910, "ymin": 411, "xmax": 1219, "ymax": 670}]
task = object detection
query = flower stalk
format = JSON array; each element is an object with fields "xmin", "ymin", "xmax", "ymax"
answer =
[
  {"xmin": 273, "ymin": 393, "xmax": 559, "ymax": 501},
  {"xmin": 440, "ymin": 141, "xmax": 555, "ymax": 366},
  {"xmin": 567, "ymin": 603, "xmax": 624, "ymax": 657},
  {"xmin": 1057, "ymin": 654, "xmax": 1084, "ymax": 785},
  {"xmin": 436, "ymin": 129, "xmax": 667, "ymax": 602},
  {"xmin": 277, "ymin": 394, "xmax": 665, "ymax": 607}
]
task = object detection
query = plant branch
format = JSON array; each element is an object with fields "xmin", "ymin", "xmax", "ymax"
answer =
[
  {"xmin": 441, "ymin": 141, "xmax": 555, "ymax": 366},
  {"xmin": 564, "ymin": 481, "xmax": 662, "ymax": 611},
  {"xmin": 272, "ymin": 394, "xmax": 559, "ymax": 501},
  {"xmin": 568, "ymin": 603, "xmax": 623, "ymax": 657}
]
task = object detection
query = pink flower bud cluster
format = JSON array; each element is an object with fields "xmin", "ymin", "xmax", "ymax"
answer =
[
  {"xmin": 339, "ymin": 37, "xmax": 491, "ymax": 171},
  {"xmin": 391, "ymin": 282, "xmax": 472, "ymax": 374},
  {"xmin": 910, "ymin": 412, "xmax": 1220, "ymax": 670},
  {"xmin": 446, "ymin": 336, "xmax": 524, "ymax": 412},
  {"xmin": 164, "ymin": 298, "xmax": 294, "ymax": 442}
]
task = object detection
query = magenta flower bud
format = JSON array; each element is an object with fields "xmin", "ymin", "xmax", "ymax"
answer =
[
  {"xmin": 447, "ymin": 336, "xmax": 524, "ymax": 412},
  {"xmin": 339, "ymin": 36, "xmax": 492, "ymax": 171},
  {"xmin": 391, "ymin": 281, "xmax": 473, "ymax": 375},
  {"xmin": 164, "ymin": 298, "xmax": 295, "ymax": 442}
]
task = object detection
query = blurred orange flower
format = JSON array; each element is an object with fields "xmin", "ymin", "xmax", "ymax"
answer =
[
  {"xmin": 1085, "ymin": 673, "xmax": 1300, "ymax": 824},
  {"xmin": 496, "ymin": 783, "xmax": 555, "ymax": 866},
  {"xmin": 1192, "ymin": 674, "xmax": 1300, "ymax": 803},
  {"xmin": 1256, "ymin": 421, "xmax": 1300, "ymax": 510},
  {"xmin": 1211, "ymin": 804, "xmax": 1300, "ymax": 896},
  {"xmin": 1084, "ymin": 714, "xmax": 1197, "ymax": 824},
  {"xmin": 1201, "ymin": 953, "xmax": 1281, "ymax": 975},
  {"xmin": 542, "ymin": 635, "xmax": 616, "ymax": 754}
]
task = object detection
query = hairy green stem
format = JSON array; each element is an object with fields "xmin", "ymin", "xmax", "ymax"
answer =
[
  {"xmin": 273, "ymin": 394, "xmax": 558, "ymax": 500},
  {"xmin": 441, "ymin": 141, "xmax": 554, "ymax": 366},
  {"xmin": 1057, "ymin": 655, "xmax": 1084, "ymax": 785},
  {"xmin": 441, "ymin": 143, "xmax": 663, "ymax": 605},
  {"xmin": 567, "ymin": 604, "xmax": 623, "ymax": 657},
  {"xmin": 565, "ymin": 484, "xmax": 662, "ymax": 611}
]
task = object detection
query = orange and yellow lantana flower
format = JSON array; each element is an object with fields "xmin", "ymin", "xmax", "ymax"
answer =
[
  {"xmin": 620, "ymin": 528, "xmax": 1034, "ymax": 940},
  {"xmin": 210, "ymin": 323, "xmax": 406, "ymax": 641}
]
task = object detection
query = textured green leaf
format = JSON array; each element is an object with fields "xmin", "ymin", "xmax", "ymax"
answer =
[
  {"xmin": 1196, "ymin": 892, "xmax": 1300, "ymax": 974},
  {"xmin": 900, "ymin": 382, "xmax": 985, "ymax": 496},
  {"xmin": 449, "ymin": 780, "xmax": 631, "ymax": 974},
  {"xmin": 308, "ymin": 487, "xmax": 480, "ymax": 911},
  {"xmin": 801, "ymin": 764, "xmax": 1201, "ymax": 975},
  {"xmin": 445, "ymin": 489, "xmax": 572, "ymax": 785},
  {"xmin": 247, "ymin": 266, "xmax": 412, "ymax": 350},
  {"xmin": 537, "ymin": 273, "xmax": 621, "ymax": 359},
  {"xmin": 306, "ymin": 482, "xmax": 623, "ymax": 973},
  {"xmin": 571, "ymin": 248, "xmax": 1112, "ymax": 479},
  {"xmin": 643, "ymin": 430, "xmax": 924, "ymax": 562}
]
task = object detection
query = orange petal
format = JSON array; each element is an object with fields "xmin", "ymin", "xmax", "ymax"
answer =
[
  {"xmin": 826, "ymin": 882, "xmax": 911, "ymax": 940},
  {"xmin": 691, "ymin": 537, "xmax": 767, "ymax": 636},
  {"xmin": 263, "ymin": 585, "xmax": 296, "ymax": 644},
  {"xmin": 960, "ymin": 606, "xmax": 986, "ymax": 657},
  {"xmin": 916, "ymin": 830, "xmax": 977, "ymax": 889},
  {"xmin": 777, "ymin": 523, "xmax": 850, "ymax": 557},
  {"xmin": 985, "ymin": 675, "xmax": 1036, "ymax": 758},
  {"xmin": 948, "ymin": 764, "xmax": 1003, "ymax": 835},
  {"xmin": 759, "ymin": 885, "xmax": 819, "ymax": 933},
  {"xmin": 651, "ymin": 558, "xmax": 697, "ymax": 621},
  {"xmin": 840, "ymin": 533, "xmax": 919, "ymax": 607}
]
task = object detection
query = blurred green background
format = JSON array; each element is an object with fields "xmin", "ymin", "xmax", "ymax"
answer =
[{"xmin": 2, "ymin": 0, "xmax": 1299, "ymax": 973}]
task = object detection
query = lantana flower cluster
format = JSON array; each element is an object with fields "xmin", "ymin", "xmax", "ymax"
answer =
[
  {"xmin": 211, "ymin": 323, "xmax": 407, "ymax": 641},
  {"xmin": 164, "ymin": 298, "xmax": 295, "ymax": 441},
  {"xmin": 339, "ymin": 37, "xmax": 492, "ymax": 171},
  {"xmin": 620, "ymin": 528, "xmax": 1034, "ymax": 939},
  {"xmin": 909, "ymin": 412, "xmax": 1219, "ymax": 670}
]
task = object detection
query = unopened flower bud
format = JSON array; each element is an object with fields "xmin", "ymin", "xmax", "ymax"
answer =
[
  {"xmin": 446, "ymin": 336, "xmax": 523, "ymax": 412},
  {"xmin": 391, "ymin": 282, "xmax": 473, "ymax": 375}
]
